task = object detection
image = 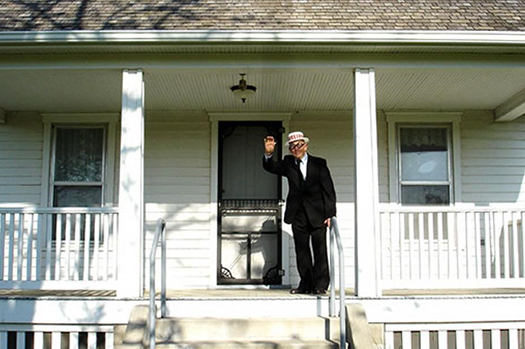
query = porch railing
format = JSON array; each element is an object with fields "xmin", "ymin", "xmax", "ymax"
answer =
[
  {"xmin": 379, "ymin": 204, "xmax": 525, "ymax": 289},
  {"xmin": 149, "ymin": 218, "xmax": 167, "ymax": 349},
  {"xmin": 0, "ymin": 207, "xmax": 118, "ymax": 289},
  {"xmin": 328, "ymin": 216, "xmax": 346, "ymax": 348}
]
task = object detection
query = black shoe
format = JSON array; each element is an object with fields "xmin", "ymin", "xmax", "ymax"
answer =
[
  {"xmin": 290, "ymin": 288, "xmax": 310, "ymax": 294},
  {"xmin": 313, "ymin": 288, "xmax": 327, "ymax": 295}
]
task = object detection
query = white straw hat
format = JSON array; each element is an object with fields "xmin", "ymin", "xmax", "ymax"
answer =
[{"xmin": 285, "ymin": 131, "xmax": 310, "ymax": 145}]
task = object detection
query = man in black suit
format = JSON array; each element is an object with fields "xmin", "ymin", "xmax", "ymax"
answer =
[{"xmin": 263, "ymin": 131, "xmax": 337, "ymax": 294}]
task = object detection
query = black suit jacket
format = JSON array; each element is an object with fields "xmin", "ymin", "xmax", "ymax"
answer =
[{"xmin": 263, "ymin": 154, "xmax": 337, "ymax": 227}]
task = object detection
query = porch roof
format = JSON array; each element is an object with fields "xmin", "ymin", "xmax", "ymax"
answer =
[
  {"xmin": 0, "ymin": 2, "xmax": 523, "ymax": 119},
  {"xmin": 0, "ymin": 32, "xmax": 524, "ymax": 117},
  {"xmin": 0, "ymin": 0, "xmax": 523, "ymax": 32}
]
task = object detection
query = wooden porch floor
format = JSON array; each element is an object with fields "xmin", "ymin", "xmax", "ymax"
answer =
[{"xmin": 1, "ymin": 288, "xmax": 525, "ymax": 299}]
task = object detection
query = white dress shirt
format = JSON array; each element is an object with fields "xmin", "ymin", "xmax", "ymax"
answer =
[{"xmin": 297, "ymin": 153, "xmax": 308, "ymax": 180}]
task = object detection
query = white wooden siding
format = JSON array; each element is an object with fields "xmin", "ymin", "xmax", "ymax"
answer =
[
  {"xmin": 461, "ymin": 111, "xmax": 525, "ymax": 203},
  {"xmin": 0, "ymin": 112, "xmax": 43, "ymax": 206},
  {"xmin": 144, "ymin": 112, "xmax": 212, "ymax": 289}
]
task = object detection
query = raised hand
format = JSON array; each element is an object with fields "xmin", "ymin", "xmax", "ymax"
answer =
[{"xmin": 264, "ymin": 136, "xmax": 276, "ymax": 156}]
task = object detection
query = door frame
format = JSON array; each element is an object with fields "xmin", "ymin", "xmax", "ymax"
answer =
[{"xmin": 209, "ymin": 112, "xmax": 292, "ymax": 287}]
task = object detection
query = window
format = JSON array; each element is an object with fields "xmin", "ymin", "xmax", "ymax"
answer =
[
  {"xmin": 41, "ymin": 115, "xmax": 117, "ymax": 244},
  {"xmin": 51, "ymin": 126, "xmax": 106, "ymax": 207},
  {"xmin": 398, "ymin": 125, "xmax": 451, "ymax": 205},
  {"xmin": 387, "ymin": 112, "xmax": 462, "ymax": 205}
]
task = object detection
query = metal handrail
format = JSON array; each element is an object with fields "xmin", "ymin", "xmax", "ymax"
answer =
[
  {"xmin": 328, "ymin": 216, "xmax": 346, "ymax": 348},
  {"xmin": 149, "ymin": 218, "xmax": 167, "ymax": 349}
]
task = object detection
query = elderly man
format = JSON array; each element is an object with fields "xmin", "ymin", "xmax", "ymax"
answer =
[{"xmin": 263, "ymin": 131, "xmax": 337, "ymax": 294}]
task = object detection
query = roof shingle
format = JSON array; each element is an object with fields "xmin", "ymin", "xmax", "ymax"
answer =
[{"xmin": 0, "ymin": 0, "xmax": 523, "ymax": 32}]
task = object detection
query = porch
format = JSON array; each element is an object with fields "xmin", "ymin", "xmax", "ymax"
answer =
[
  {"xmin": 1, "ymin": 32, "xmax": 525, "ymax": 299},
  {"xmin": 2, "ymin": 31, "xmax": 525, "ymax": 348}
]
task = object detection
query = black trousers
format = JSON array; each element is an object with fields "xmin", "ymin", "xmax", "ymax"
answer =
[{"xmin": 291, "ymin": 205, "xmax": 330, "ymax": 291}]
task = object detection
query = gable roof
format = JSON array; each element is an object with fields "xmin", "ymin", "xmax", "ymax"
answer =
[{"xmin": 0, "ymin": 0, "xmax": 523, "ymax": 32}]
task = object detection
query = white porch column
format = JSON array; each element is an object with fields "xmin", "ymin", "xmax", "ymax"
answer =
[
  {"xmin": 117, "ymin": 69, "xmax": 145, "ymax": 297},
  {"xmin": 353, "ymin": 68, "xmax": 381, "ymax": 297}
]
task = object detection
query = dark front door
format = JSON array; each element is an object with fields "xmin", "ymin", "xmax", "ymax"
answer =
[{"xmin": 218, "ymin": 121, "xmax": 283, "ymax": 285}]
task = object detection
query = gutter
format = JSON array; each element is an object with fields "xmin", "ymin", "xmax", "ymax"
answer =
[{"xmin": 1, "ymin": 30, "xmax": 525, "ymax": 46}]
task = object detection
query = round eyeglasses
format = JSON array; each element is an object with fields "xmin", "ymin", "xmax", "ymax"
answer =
[{"xmin": 289, "ymin": 142, "xmax": 305, "ymax": 150}]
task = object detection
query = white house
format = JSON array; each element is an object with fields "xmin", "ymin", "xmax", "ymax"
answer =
[{"xmin": 0, "ymin": 1, "xmax": 525, "ymax": 348}]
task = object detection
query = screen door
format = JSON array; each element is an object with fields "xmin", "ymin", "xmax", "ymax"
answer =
[{"xmin": 218, "ymin": 121, "xmax": 283, "ymax": 285}]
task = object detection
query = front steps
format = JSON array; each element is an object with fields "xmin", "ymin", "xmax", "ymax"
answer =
[
  {"xmin": 119, "ymin": 305, "xmax": 344, "ymax": 348},
  {"xmin": 155, "ymin": 317, "xmax": 341, "ymax": 348}
]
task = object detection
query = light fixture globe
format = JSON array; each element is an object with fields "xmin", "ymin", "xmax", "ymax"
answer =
[{"xmin": 231, "ymin": 73, "xmax": 256, "ymax": 103}]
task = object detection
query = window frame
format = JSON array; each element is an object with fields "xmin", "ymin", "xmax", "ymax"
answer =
[
  {"xmin": 386, "ymin": 112, "xmax": 462, "ymax": 205},
  {"xmin": 41, "ymin": 114, "xmax": 119, "ymax": 207},
  {"xmin": 397, "ymin": 124, "xmax": 453, "ymax": 205},
  {"xmin": 51, "ymin": 125, "xmax": 107, "ymax": 207}
]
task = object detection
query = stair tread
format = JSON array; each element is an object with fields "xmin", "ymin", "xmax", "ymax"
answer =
[
  {"xmin": 158, "ymin": 316, "xmax": 336, "ymax": 320},
  {"xmin": 155, "ymin": 316, "xmax": 341, "ymax": 342},
  {"xmin": 155, "ymin": 339, "xmax": 340, "ymax": 348},
  {"xmin": 120, "ymin": 306, "xmax": 346, "ymax": 348}
]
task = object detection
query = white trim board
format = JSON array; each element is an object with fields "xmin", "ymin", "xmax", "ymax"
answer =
[
  {"xmin": 209, "ymin": 112, "xmax": 292, "ymax": 122},
  {"xmin": 495, "ymin": 87, "xmax": 525, "ymax": 122},
  {"xmin": 0, "ymin": 281, "xmax": 117, "ymax": 291},
  {"xmin": 358, "ymin": 296, "xmax": 525, "ymax": 323},
  {"xmin": 1, "ymin": 295, "xmax": 524, "ymax": 323},
  {"xmin": 42, "ymin": 113, "xmax": 119, "ymax": 123},
  {"xmin": 2, "ymin": 30, "xmax": 525, "ymax": 45}
]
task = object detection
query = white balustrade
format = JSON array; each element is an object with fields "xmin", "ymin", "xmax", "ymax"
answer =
[
  {"xmin": 3, "ymin": 204, "xmax": 523, "ymax": 291},
  {"xmin": 0, "ymin": 207, "xmax": 118, "ymax": 289},
  {"xmin": 0, "ymin": 326, "xmax": 114, "ymax": 349},
  {"xmin": 379, "ymin": 205, "xmax": 525, "ymax": 289},
  {"xmin": 385, "ymin": 322, "xmax": 525, "ymax": 349}
]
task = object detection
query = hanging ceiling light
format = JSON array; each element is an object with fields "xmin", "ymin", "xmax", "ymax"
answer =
[{"xmin": 230, "ymin": 73, "xmax": 256, "ymax": 103}]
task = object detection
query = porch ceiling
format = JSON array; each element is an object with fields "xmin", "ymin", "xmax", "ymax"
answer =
[{"xmin": 0, "ymin": 66, "xmax": 524, "ymax": 116}]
